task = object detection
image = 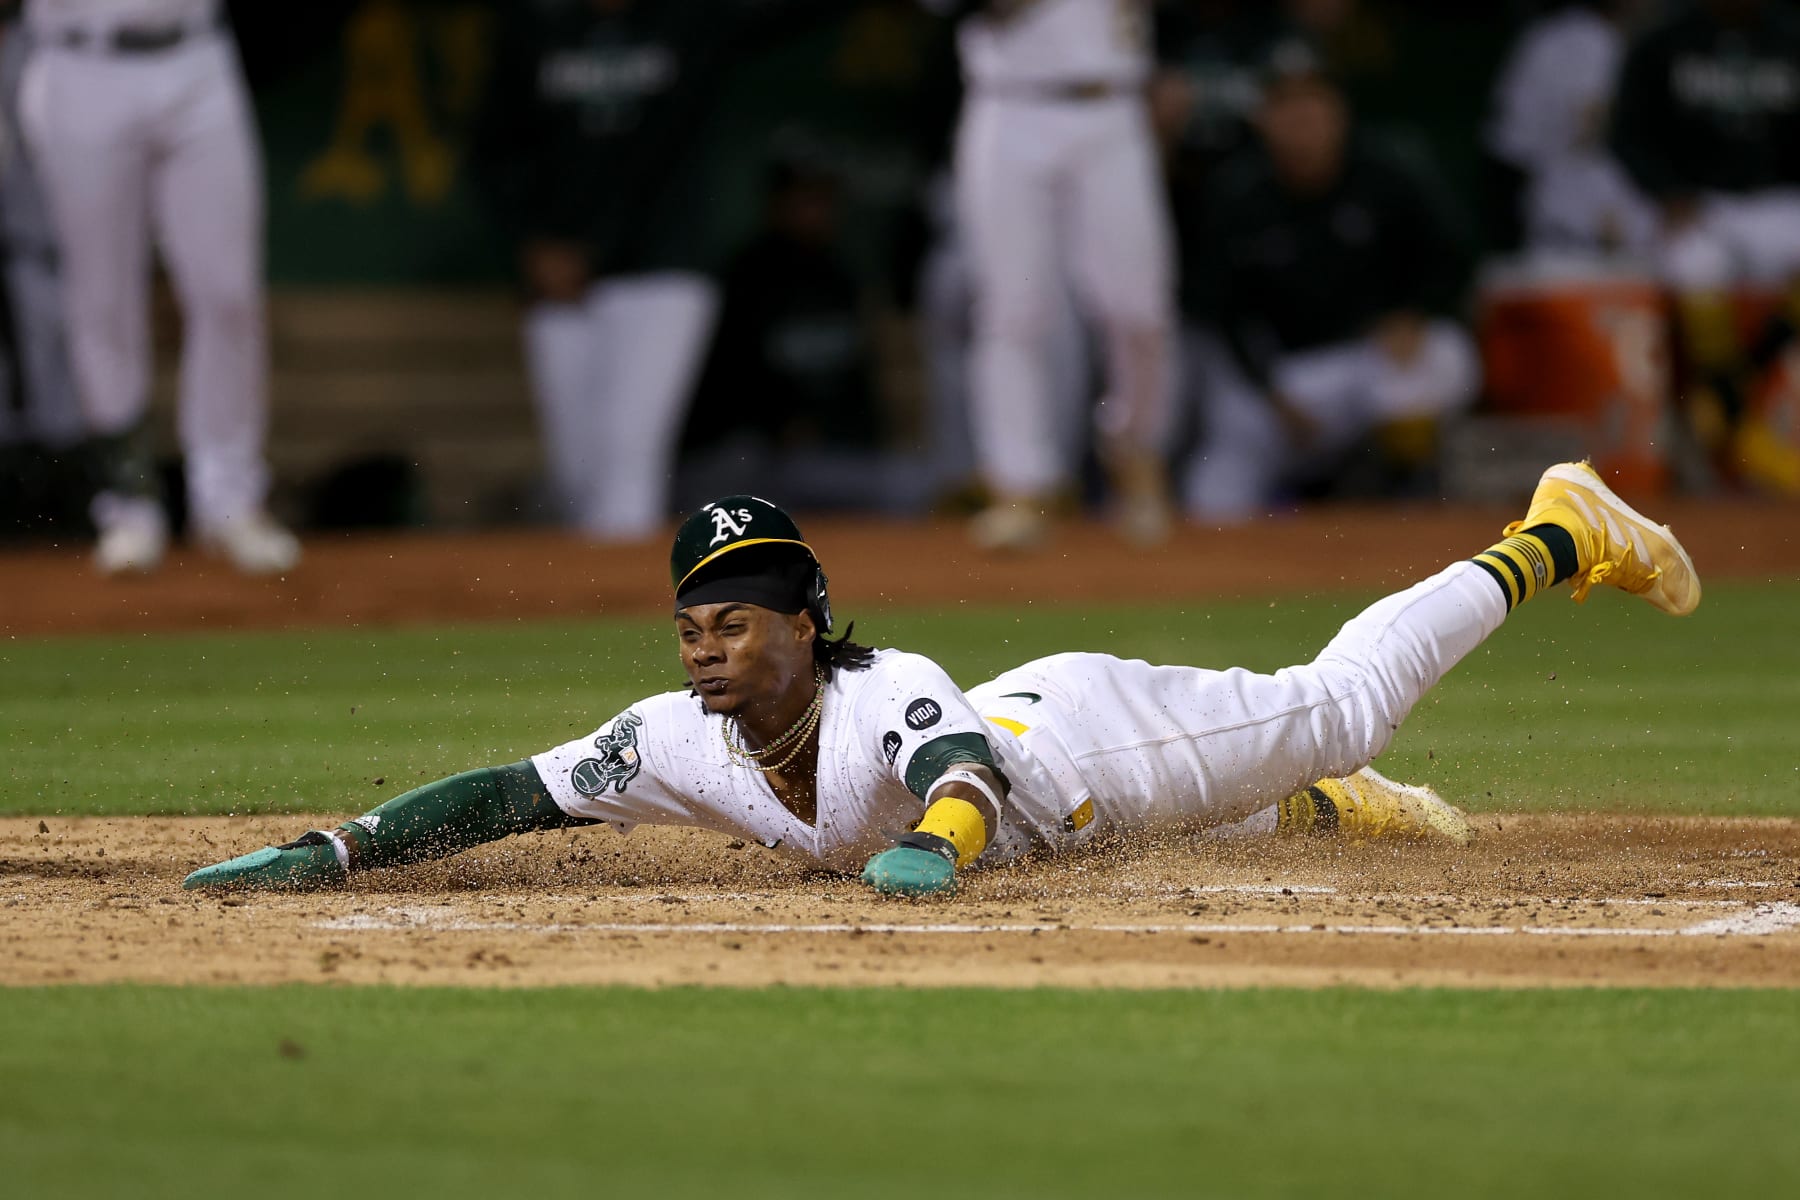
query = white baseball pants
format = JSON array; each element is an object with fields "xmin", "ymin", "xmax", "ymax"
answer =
[
  {"xmin": 523, "ymin": 272, "xmax": 718, "ymax": 541},
  {"xmin": 955, "ymin": 93, "xmax": 1175, "ymax": 498},
  {"xmin": 19, "ymin": 32, "xmax": 270, "ymax": 527},
  {"xmin": 918, "ymin": 212, "xmax": 1092, "ymax": 495},
  {"xmin": 1183, "ymin": 323, "xmax": 1480, "ymax": 523},
  {"xmin": 970, "ymin": 560, "xmax": 1506, "ymax": 841}
]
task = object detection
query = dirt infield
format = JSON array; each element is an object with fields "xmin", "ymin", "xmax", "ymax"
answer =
[
  {"xmin": 5, "ymin": 813, "xmax": 1798, "ymax": 989},
  {"xmin": 4, "ymin": 496, "xmax": 1799, "ymax": 638},
  {"xmin": 6, "ymin": 502, "xmax": 1798, "ymax": 990}
]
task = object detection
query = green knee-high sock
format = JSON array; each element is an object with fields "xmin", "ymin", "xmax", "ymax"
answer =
[{"xmin": 331, "ymin": 760, "xmax": 596, "ymax": 871}]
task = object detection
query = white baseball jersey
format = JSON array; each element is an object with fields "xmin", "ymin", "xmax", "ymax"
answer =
[
  {"xmin": 952, "ymin": 0, "xmax": 1151, "ymax": 88},
  {"xmin": 1485, "ymin": 8, "xmax": 1654, "ymax": 255},
  {"xmin": 533, "ymin": 558, "xmax": 1511, "ymax": 873},
  {"xmin": 534, "ymin": 649, "xmax": 1068, "ymax": 871}
]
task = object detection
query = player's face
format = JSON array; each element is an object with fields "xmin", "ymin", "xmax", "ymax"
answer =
[{"xmin": 675, "ymin": 602, "xmax": 817, "ymax": 719}]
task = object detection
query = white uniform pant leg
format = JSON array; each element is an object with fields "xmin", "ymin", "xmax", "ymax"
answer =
[
  {"xmin": 1032, "ymin": 560, "xmax": 1507, "ymax": 831},
  {"xmin": 957, "ymin": 97, "xmax": 1066, "ymax": 499},
  {"xmin": 1182, "ymin": 331, "xmax": 1334, "ymax": 522},
  {"xmin": 1727, "ymin": 191, "xmax": 1800, "ymax": 285},
  {"xmin": 1066, "ymin": 99, "xmax": 1176, "ymax": 456},
  {"xmin": 151, "ymin": 38, "xmax": 270, "ymax": 527},
  {"xmin": 17, "ymin": 47, "xmax": 154, "ymax": 441},
  {"xmin": 1045, "ymin": 255, "xmax": 1093, "ymax": 478},
  {"xmin": 918, "ymin": 234, "xmax": 977, "ymax": 492},
  {"xmin": 1660, "ymin": 190, "xmax": 1800, "ymax": 292},
  {"xmin": 522, "ymin": 299, "xmax": 602, "ymax": 520},
  {"xmin": 1363, "ymin": 321, "xmax": 1482, "ymax": 421},
  {"xmin": 578, "ymin": 272, "xmax": 717, "ymax": 540},
  {"xmin": 1184, "ymin": 329, "xmax": 1478, "ymax": 521}
]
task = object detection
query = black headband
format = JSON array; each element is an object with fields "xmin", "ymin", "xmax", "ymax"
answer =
[{"xmin": 674, "ymin": 554, "xmax": 814, "ymax": 617}]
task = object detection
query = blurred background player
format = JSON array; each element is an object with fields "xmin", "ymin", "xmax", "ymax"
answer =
[
  {"xmin": 904, "ymin": 15, "xmax": 1091, "ymax": 514},
  {"xmin": 1610, "ymin": 0, "xmax": 1800, "ymax": 478},
  {"xmin": 914, "ymin": 168, "xmax": 1093, "ymax": 517},
  {"xmin": 1482, "ymin": 0, "xmax": 1653, "ymax": 260},
  {"xmin": 17, "ymin": 0, "xmax": 298, "ymax": 574},
  {"xmin": 0, "ymin": 12, "xmax": 80, "ymax": 455},
  {"xmin": 477, "ymin": 0, "xmax": 831, "ymax": 543},
  {"xmin": 930, "ymin": 0, "xmax": 1178, "ymax": 550},
  {"xmin": 676, "ymin": 153, "xmax": 924, "ymax": 514},
  {"xmin": 1149, "ymin": 0, "xmax": 1289, "ymax": 485},
  {"xmin": 1183, "ymin": 39, "xmax": 1476, "ymax": 523}
]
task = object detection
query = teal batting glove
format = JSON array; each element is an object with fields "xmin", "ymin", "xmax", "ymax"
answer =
[
  {"xmin": 861, "ymin": 832, "xmax": 957, "ymax": 897},
  {"xmin": 182, "ymin": 832, "xmax": 347, "ymax": 891}
]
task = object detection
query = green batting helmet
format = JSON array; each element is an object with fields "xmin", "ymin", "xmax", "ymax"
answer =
[{"xmin": 670, "ymin": 496, "xmax": 833, "ymax": 633}]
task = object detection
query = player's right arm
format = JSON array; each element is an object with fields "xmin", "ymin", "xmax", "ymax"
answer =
[
  {"xmin": 853, "ymin": 654, "xmax": 1009, "ymax": 897},
  {"xmin": 182, "ymin": 705, "xmax": 680, "ymax": 891},
  {"xmin": 860, "ymin": 762, "xmax": 1007, "ymax": 896}
]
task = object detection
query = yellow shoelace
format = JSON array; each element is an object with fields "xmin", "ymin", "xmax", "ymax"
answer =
[{"xmin": 1569, "ymin": 558, "xmax": 1661, "ymax": 604}]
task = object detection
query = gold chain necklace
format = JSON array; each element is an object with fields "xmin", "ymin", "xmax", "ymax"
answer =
[
  {"xmin": 727, "ymin": 698, "xmax": 822, "ymax": 774},
  {"xmin": 723, "ymin": 668, "xmax": 826, "ymax": 773},
  {"xmin": 723, "ymin": 666, "xmax": 824, "ymax": 760}
]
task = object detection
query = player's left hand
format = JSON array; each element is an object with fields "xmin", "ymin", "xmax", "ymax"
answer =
[
  {"xmin": 181, "ymin": 832, "xmax": 347, "ymax": 891},
  {"xmin": 861, "ymin": 838, "xmax": 956, "ymax": 897}
]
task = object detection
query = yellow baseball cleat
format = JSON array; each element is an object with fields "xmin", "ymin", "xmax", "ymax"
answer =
[
  {"xmin": 1280, "ymin": 766, "xmax": 1474, "ymax": 845},
  {"xmin": 1505, "ymin": 461, "xmax": 1701, "ymax": 616}
]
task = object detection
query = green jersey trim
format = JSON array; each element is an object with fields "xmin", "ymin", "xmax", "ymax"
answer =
[{"xmin": 903, "ymin": 732, "xmax": 1000, "ymax": 802}]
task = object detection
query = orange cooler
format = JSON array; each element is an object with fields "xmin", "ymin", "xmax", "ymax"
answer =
[{"xmin": 1478, "ymin": 260, "xmax": 1671, "ymax": 496}]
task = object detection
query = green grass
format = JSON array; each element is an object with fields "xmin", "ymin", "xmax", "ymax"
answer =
[
  {"xmin": 3, "ymin": 580, "xmax": 1797, "ymax": 817},
  {"xmin": 2, "ymin": 985, "xmax": 1796, "ymax": 1199},
  {"xmin": 4, "ymin": 594, "xmax": 1795, "ymax": 1197}
]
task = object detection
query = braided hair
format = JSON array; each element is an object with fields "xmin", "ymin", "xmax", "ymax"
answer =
[{"xmin": 813, "ymin": 620, "xmax": 877, "ymax": 677}]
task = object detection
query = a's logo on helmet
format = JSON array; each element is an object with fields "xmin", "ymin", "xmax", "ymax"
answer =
[
  {"xmin": 709, "ymin": 505, "xmax": 753, "ymax": 546},
  {"xmin": 881, "ymin": 730, "xmax": 903, "ymax": 765}
]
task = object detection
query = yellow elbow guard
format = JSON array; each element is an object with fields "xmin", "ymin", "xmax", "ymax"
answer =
[{"xmin": 914, "ymin": 795, "xmax": 988, "ymax": 869}]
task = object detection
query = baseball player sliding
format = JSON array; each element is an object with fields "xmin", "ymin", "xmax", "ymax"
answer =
[
  {"xmin": 933, "ymin": 0, "xmax": 1178, "ymax": 550},
  {"xmin": 18, "ymin": 0, "xmax": 296, "ymax": 575},
  {"xmin": 186, "ymin": 460, "xmax": 1699, "ymax": 897}
]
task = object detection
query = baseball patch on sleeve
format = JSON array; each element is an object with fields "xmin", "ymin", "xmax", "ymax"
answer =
[
  {"xmin": 570, "ymin": 711, "xmax": 644, "ymax": 796},
  {"xmin": 863, "ymin": 652, "xmax": 1002, "ymax": 798},
  {"xmin": 905, "ymin": 698, "xmax": 943, "ymax": 731}
]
